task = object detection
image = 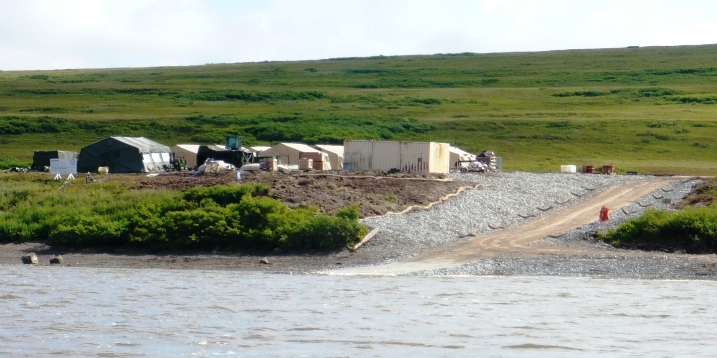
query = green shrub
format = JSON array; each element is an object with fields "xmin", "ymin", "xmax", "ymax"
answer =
[
  {"xmin": 0, "ymin": 182, "xmax": 365, "ymax": 252},
  {"xmin": 599, "ymin": 207, "xmax": 717, "ymax": 253}
]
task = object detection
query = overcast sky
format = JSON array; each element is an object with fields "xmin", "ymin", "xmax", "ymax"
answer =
[{"xmin": 1, "ymin": 0, "xmax": 716, "ymax": 71}]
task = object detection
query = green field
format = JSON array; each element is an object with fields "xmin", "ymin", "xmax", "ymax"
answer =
[{"xmin": 2, "ymin": 44, "xmax": 717, "ymax": 174}]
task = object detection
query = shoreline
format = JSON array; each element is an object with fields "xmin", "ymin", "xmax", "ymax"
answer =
[
  {"xmin": 3, "ymin": 242, "xmax": 717, "ymax": 280},
  {"xmin": 3, "ymin": 173, "xmax": 717, "ymax": 280}
]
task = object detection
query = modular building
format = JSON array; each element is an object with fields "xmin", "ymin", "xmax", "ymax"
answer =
[
  {"xmin": 343, "ymin": 140, "xmax": 450, "ymax": 174},
  {"xmin": 31, "ymin": 150, "xmax": 78, "ymax": 171},
  {"xmin": 77, "ymin": 137, "xmax": 172, "ymax": 173}
]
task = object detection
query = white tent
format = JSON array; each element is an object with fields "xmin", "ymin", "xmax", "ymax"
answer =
[
  {"xmin": 315, "ymin": 144, "xmax": 344, "ymax": 170},
  {"xmin": 260, "ymin": 143, "xmax": 323, "ymax": 166},
  {"xmin": 250, "ymin": 146, "xmax": 271, "ymax": 157},
  {"xmin": 171, "ymin": 144, "xmax": 200, "ymax": 169},
  {"xmin": 449, "ymin": 146, "xmax": 476, "ymax": 169}
]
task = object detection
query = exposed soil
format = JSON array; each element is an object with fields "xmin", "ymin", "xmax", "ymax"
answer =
[
  {"xmin": 126, "ymin": 170, "xmax": 466, "ymax": 218},
  {"xmin": 677, "ymin": 177, "xmax": 716, "ymax": 209}
]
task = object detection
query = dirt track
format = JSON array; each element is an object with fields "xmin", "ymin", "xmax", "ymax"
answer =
[{"xmin": 329, "ymin": 176, "xmax": 683, "ymax": 275}]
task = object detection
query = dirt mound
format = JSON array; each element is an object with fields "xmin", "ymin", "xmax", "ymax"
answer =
[{"xmin": 121, "ymin": 170, "xmax": 465, "ymax": 218}]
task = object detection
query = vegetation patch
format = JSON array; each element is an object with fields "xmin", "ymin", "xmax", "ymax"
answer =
[
  {"xmin": 599, "ymin": 208, "xmax": 717, "ymax": 253},
  {"xmin": 669, "ymin": 95, "xmax": 717, "ymax": 104},
  {"xmin": 190, "ymin": 90, "xmax": 325, "ymax": 102},
  {"xmin": 0, "ymin": 182, "xmax": 365, "ymax": 251}
]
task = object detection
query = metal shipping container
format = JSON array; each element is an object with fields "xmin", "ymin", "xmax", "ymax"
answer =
[
  {"xmin": 343, "ymin": 140, "xmax": 449, "ymax": 174},
  {"xmin": 372, "ymin": 141, "xmax": 401, "ymax": 171},
  {"xmin": 344, "ymin": 140, "xmax": 374, "ymax": 172}
]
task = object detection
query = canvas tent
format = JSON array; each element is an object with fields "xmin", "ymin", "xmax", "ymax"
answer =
[
  {"xmin": 260, "ymin": 143, "xmax": 323, "ymax": 166},
  {"xmin": 449, "ymin": 146, "xmax": 476, "ymax": 169},
  {"xmin": 315, "ymin": 144, "xmax": 344, "ymax": 170},
  {"xmin": 77, "ymin": 137, "xmax": 172, "ymax": 173},
  {"xmin": 31, "ymin": 150, "xmax": 78, "ymax": 171},
  {"xmin": 171, "ymin": 144, "xmax": 200, "ymax": 169}
]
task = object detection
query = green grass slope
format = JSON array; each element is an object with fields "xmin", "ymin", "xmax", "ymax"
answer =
[{"xmin": 2, "ymin": 44, "xmax": 717, "ymax": 174}]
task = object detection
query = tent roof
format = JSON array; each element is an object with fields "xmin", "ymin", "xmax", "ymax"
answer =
[
  {"xmin": 201, "ymin": 144, "xmax": 252, "ymax": 154},
  {"xmin": 263, "ymin": 143, "xmax": 321, "ymax": 155},
  {"xmin": 449, "ymin": 146, "xmax": 473, "ymax": 156},
  {"xmin": 315, "ymin": 144, "xmax": 344, "ymax": 155},
  {"xmin": 281, "ymin": 143, "xmax": 321, "ymax": 152},
  {"xmin": 172, "ymin": 144, "xmax": 200, "ymax": 153},
  {"xmin": 250, "ymin": 146, "xmax": 271, "ymax": 152},
  {"xmin": 107, "ymin": 137, "xmax": 170, "ymax": 152}
]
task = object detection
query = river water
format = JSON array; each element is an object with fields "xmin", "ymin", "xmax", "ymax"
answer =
[{"xmin": 2, "ymin": 266, "xmax": 716, "ymax": 357}]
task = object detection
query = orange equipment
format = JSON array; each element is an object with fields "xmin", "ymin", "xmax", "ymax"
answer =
[{"xmin": 599, "ymin": 206, "xmax": 610, "ymax": 222}]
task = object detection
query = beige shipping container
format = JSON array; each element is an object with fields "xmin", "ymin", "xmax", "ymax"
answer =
[
  {"xmin": 372, "ymin": 141, "xmax": 401, "ymax": 171},
  {"xmin": 344, "ymin": 140, "xmax": 449, "ymax": 174},
  {"xmin": 344, "ymin": 140, "xmax": 374, "ymax": 171},
  {"xmin": 428, "ymin": 142, "xmax": 450, "ymax": 173}
]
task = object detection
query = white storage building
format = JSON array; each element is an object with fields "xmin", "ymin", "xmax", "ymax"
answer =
[
  {"xmin": 171, "ymin": 144, "xmax": 200, "ymax": 169},
  {"xmin": 250, "ymin": 146, "xmax": 271, "ymax": 157},
  {"xmin": 315, "ymin": 144, "xmax": 344, "ymax": 170},
  {"xmin": 260, "ymin": 143, "xmax": 324, "ymax": 166},
  {"xmin": 449, "ymin": 146, "xmax": 476, "ymax": 169},
  {"xmin": 344, "ymin": 140, "xmax": 450, "ymax": 174}
]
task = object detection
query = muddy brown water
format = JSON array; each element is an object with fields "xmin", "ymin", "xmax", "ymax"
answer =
[{"xmin": 2, "ymin": 266, "xmax": 717, "ymax": 357}]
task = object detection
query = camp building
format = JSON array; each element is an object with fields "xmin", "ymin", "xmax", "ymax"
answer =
[
  {"xmin": 344, "ymin": 140, "xmax": 450, "ymax": 174},
  {"xmin": 260, "ymin": 143, "xmax": 324, "ymax": 167},
  {"xmin": 31, "ymin": 150, "xmax": 78, "ymax": 171},
  {"xmin": 77, "ymin": 137, "xmax": 172, "ymax": 173}
]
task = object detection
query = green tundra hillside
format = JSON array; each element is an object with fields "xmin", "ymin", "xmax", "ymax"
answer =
[{"xmin": 2, "ymin": 44, "xmax": 717, "ymax": 174}]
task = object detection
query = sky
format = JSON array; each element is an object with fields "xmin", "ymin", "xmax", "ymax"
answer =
[{"xmin": 1, "ymin": 0, "xmax": 716, "ymax": 71}]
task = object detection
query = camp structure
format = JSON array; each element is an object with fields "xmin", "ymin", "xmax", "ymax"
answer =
[
  {"xmin": 250, "ymin": 146, "xmax": 271, "ymax": 157},
  {"xmin": 171, "ymin": 144, "xmax": 200, "ymax": 169},
  {"xmin": 344, "ymin": 140, "xmax": 450, "ymax": 174},
  {"xmin": 31, "ymin": 150, "xmax": 78, "ymax": 171},
  {"xmin": 77, "ymin": 137, "xmax": 172, "ymax": 173},
  {"xmin": 196, "ymin": 145, "xmax": 253, "ymax": 168},
  {"xmin": 449, "ymin": 146, "xmax": 476, "ymax": 169},
  {"xmin": 315, "ymin": 144, "xmax": 345, "ymax": 170},
  {"xmin": 260, "ymin": 143, "xmax": 324, "ymax": 167}
]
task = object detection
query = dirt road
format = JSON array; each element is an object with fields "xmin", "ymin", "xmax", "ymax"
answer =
[{"xmin": 329, "ymin": 176, "xmax": 682, "ymax": 275}]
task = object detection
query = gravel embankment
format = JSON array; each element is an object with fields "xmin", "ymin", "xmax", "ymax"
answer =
[{"xmin": 355, "ymin": 172, "xmax": 713, "ymax": 279}]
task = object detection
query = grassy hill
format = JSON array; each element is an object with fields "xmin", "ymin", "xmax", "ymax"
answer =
[{"xmin": 2, "ymin": 44, "xmax": 717, "ymax": 174}]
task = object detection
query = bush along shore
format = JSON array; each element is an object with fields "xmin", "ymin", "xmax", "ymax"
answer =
[
  {"xmin": 0, "ymin": 182, "xmax": 366, "ymax": 251},
  {"xmin": 599, "ymin": 178, "xmax": 717, "ymax": 253}
]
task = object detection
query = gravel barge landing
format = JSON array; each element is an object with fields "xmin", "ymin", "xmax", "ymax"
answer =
[{"xmin": 328, "ymin": 175, "xmax": 691, "ymax": 276}]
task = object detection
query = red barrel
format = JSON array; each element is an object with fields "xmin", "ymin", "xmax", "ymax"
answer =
[
  {"xmin": 583, "ymin": 165, "xmax": 594, "ymax": 174},
  {"xmin": 601, "ymin": 165, "xmax": 614, "ymax": 174}
]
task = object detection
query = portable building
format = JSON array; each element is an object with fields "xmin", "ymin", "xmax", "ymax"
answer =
[
  {"xmin": 171, "ymin": 144, "xmax": 200, "ymax": 169},
  {"xmin": 449, "ymin": 146, "xmax": 476, "ymax": 169},
  {"xmin": 315, "ymin": 144, "xmax": 345, "ymax": 170},
  {"xmin": 31, "ymin": 150, "xmax": 78, "ymax": 171},
  {"xmin": 344, "ymin": 140, "xmax": 450, "ymax": 174},
  {"xmin": 196, "ymin": 145, "xmax": 253, "ymax": 168},
  {"xmin": 260, "ymin": 143, "xmax": 323, "ymax": 166},
  {"xmin": 77, "ymin": 137, "xmax": 171, "ymax": 173}
]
